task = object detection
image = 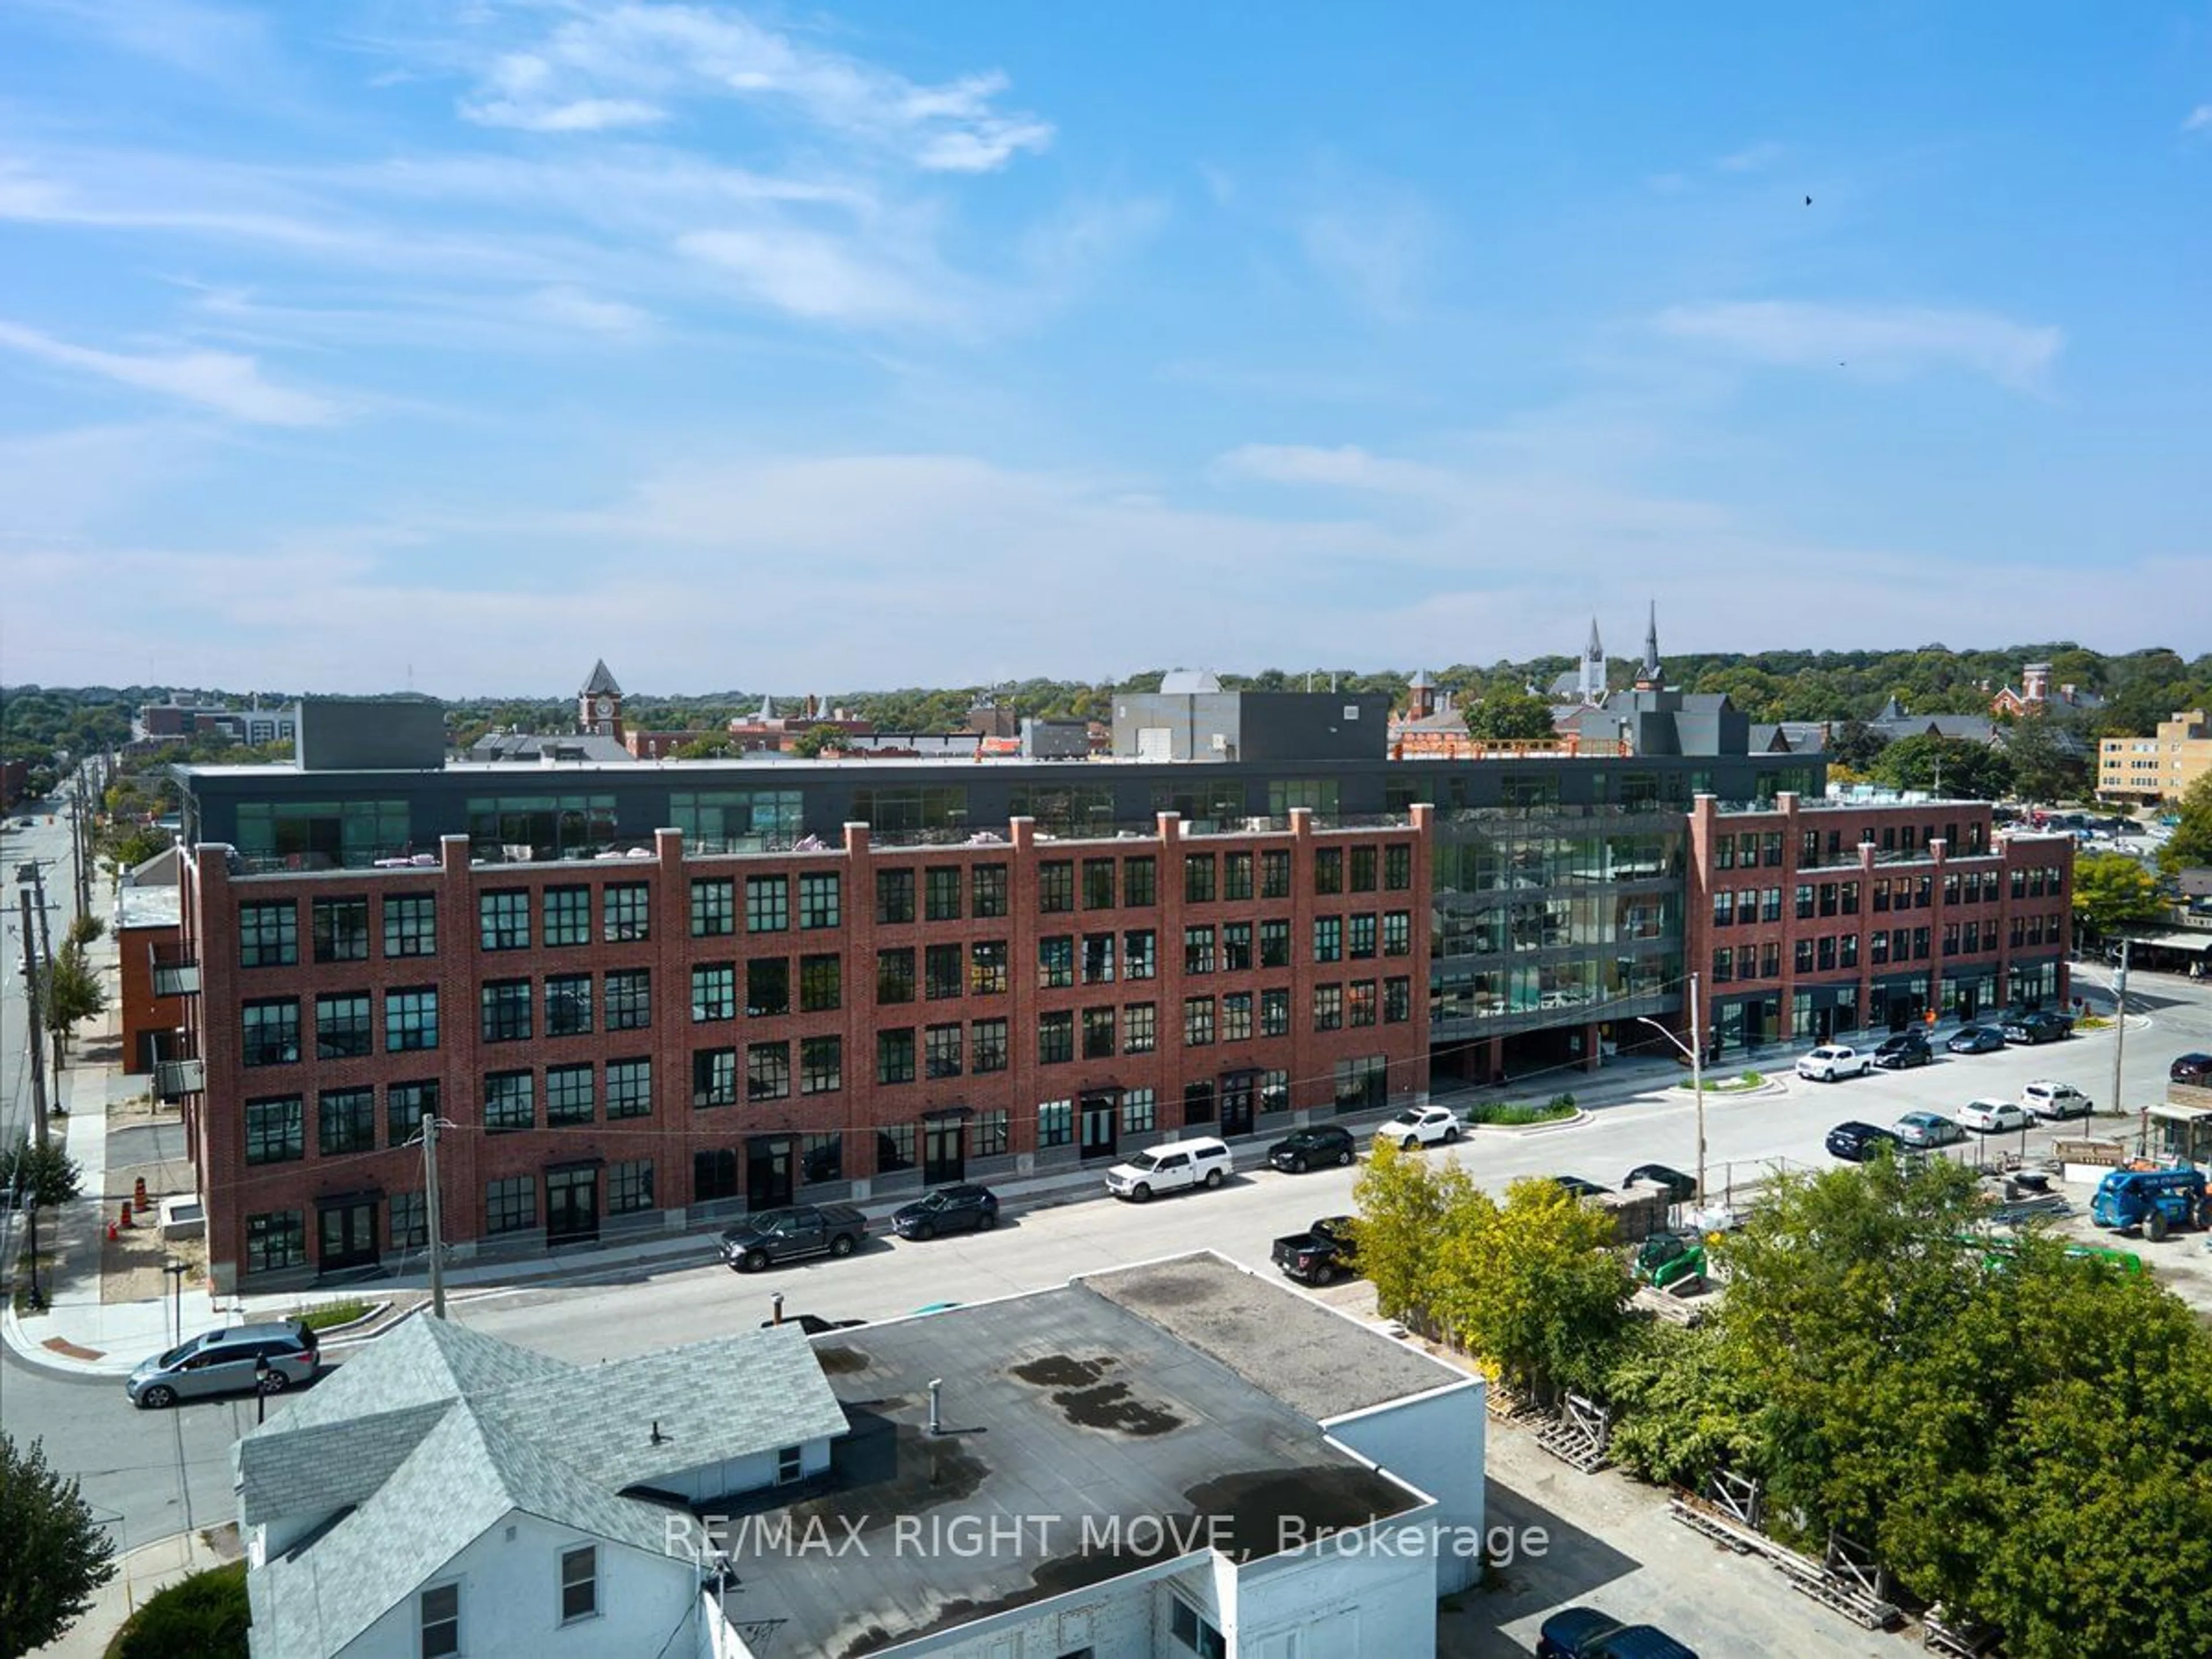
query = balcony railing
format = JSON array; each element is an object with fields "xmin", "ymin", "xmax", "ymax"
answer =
[
  {"xmin": 149, "ymin": 942, "xmax": 199, "ymax": 997},
  {"xmin": 154, "ymin": 1058, "xmax": 204, "ymax": 1101}
]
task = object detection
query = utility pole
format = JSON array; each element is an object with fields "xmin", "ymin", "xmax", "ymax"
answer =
[
  {"xmin": 418, "ymin": 1112, "xmax": 449, "ymax": 1319},
  {"xmin": 2111, "ymin": 939, "xmax": 2138, "ymax": 1154},
  {"xmin": 1688, "ymin": 971, "xmax": 1706, "ymax": 1202},
  {"xmin": 18, "ymin": 887, "xmax": 49, "ymax": 1141},
  {"xmin": 25, "ymin": 862, "xmax": 60, "ymax": 1084}
]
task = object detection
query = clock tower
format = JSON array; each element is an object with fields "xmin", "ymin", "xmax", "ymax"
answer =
[{"xmin": 578, "ymin": 659, "xmax": 624, "ymax": 739}]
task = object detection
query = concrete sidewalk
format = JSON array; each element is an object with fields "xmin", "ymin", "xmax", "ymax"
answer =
[{"xmin": 36, "ymin": 1524, "xmax": 243, "ymax": 1659}]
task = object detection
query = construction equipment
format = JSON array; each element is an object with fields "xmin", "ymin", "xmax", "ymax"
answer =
[
  {"xmin": 2088, "ymin": 1167, "xmax": 2211, "ymax": 1242},
  {"xmin": 1632, "ymin": 1231, "xmax": 1707, "ymax": 1292}
]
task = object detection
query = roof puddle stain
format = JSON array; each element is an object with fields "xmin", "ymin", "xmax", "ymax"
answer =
[{"xmin": 1010, "ymin": 1353, "xmax": 1185, "ymax": 1436}]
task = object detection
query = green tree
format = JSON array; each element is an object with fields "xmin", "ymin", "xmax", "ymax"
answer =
[
  {"xmin": 1463, "ymin": 690, "xmax": 1559, "ymax": 741},
  {"xmin": 99, "ymin": 824, "xmax": 171, "ymax": 875},
  {"xmin": 1349, "ymin": 1139, "xmax": 1457, "ymax": 1324},
  {"xmin": 789, "ymin": 726, "xmax": 848, "ymax": 758},
  {"xmin": 2070, "ymin": 851, "xmax": 2167, "ymax": 937},
  {"xmin": 1427, "ymin": 1177, "xmax": 1634, "ymax": 1399},
  {"xmin": 2161, "ymin": 771, "xmax": 2212, "ymax": 876},
  {"xmin": 1829, "ymin": 719, "xmax": 1889, "ymax": 772},
  {"xmin": 1711, "ymin": 1156, "xmax": 1987, "ymax": 1550},
  {"xmin": 0, "ymin": 1134, "xmax": 83, "ymax": 1207},
  {"xmin": 1603, "ymin": 1320, "xmax": 1763, "ymax": 1489},
  {"xmin": 1871, "ymin": 733, "xmax": 2013, "ymax": 800},
  {"xmin": 1999, "ymin": 717, "xmax": 2089, "ymax": 804},
  {"xmin": 65, "ymin": 912, "xmax": 103, "ymax": 948},
  {"xmin": 0, "ymin": 1432, "xmax": 116, "ymax": 1657},
  {"xmin": 37, "ymin": 942, "xmax": 105, "ymax": 1046},
  {"xmin": 670, "ymin": 734, "xmax": 735, "ymax": 759}
]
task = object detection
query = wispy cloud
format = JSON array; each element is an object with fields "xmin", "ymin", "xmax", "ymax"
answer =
[
  {"xmin": 2184, "ymin": 105, "xmax": 2212, "ymax": 135},
  {"xmin": 1714, "ymin": 140, "xmax": 1785, "ymax": 173},
  {"xmin": 455, "ymin": 4, "xmax": 1052, "ymax": 172},
  {"xmin": 0, "ymin": 319, "xmax": 339, "ymax": 425},
  {"xmin": 1656, "ymin": 300, "xmax": 2063, "ymax": 392},
  {"xmin": 13, "ymin": 0, "xmax": 272, "ymax": 82},
  {"xmin": 522, "ymin": 286, "xmax": 654, "ymax": 337},
  {"xmin": 675, "ymin": 226, "xmax": 947, "ymax": 326},
  {"xmin": 1298, "ymin": 171, "xmax": 1438, "ymax": 321}
]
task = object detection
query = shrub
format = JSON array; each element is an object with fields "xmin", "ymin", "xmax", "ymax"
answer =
[
  {"xmin": 1465, "ymin": 1099, "xmax": 1577, "ymax": 1126},
  {"xmin": 297, "ymin": 1299, "xmax": 374, "ymax": 1332},
  {"xmin": 106, "ymin": 1560, "xmax": 247, "ymax": 1659}
]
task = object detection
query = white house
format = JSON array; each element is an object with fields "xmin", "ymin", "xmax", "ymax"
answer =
[{"xmin": 236, "ymin": 1252, "xmax": 1484, "ymax": 1658}]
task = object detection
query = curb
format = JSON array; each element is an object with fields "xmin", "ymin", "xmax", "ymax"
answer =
[
  {"xmin": 1461, "ymin": 1111, "xmax": 1592, "ymax": 1136},
  {"xmin": 1668, "ymin": 1080, "xmax": 1790, "ymax": 1103}
]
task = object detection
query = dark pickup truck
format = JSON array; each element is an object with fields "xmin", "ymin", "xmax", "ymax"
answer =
[
  {"xmin": 1271, "ymin": 1215, "xmax": 1360, "ymax": 1286},
  {"xmin": 719, "ymin": 1205, "xmax": 869, "ymax": 1272}
]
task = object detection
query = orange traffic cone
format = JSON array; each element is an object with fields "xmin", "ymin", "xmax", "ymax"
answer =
[
  {"xmin": 119, "ymin": 1201, "xmax": 134, "ymax": 1229},
  {"xmin": 134, "ymin": 1176, "xmax": 150, "ymax": 1213}
]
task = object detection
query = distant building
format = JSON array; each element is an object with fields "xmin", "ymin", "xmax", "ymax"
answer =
[
  {"xmin": 1991, "ymin": 662, "xmax": 2105, "ymax": 721},
  {"xmin": 2100, "ymin": 709, "xmax": 2212, "ymax": 805},
  {"xmin": 135, "ymin": 696, "xmax": 297, "ymax": 749}
]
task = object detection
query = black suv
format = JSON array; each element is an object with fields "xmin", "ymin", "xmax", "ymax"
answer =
[
  {"xmin": 2173, "ymin": 1054, "xmax": 2212, "ymax": 1086},
  {"xmin": 891, "ymin": 1184, "xmax": 999, "ymax": 1240},
  {"xmin": 1827, "ymin": 1120, "xmax": 1905, "ymax": 1161},
  {"xmin": 1872, "ymin": 1031, "xmax": 1933, "ymax": 1069},
  {"xmin": 1266, "ymin": 1124, "xmax": 1357, "ymax": 1173},
  {"xmin": 2003, "ymin": 1010, "xmax": 2073, "ymax": 1046}
]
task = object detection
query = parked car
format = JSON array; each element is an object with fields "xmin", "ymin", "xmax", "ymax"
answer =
[
  {"xmin": 2003, "ymin": 1011, "xmax": 2073, "ymax": 1046},
  {"xmin": 1946, "ymin": 1025, "xmax": 2007, "ymax": 1055},
  {"xmin": 891, "ymin": 1183, "xmax": 999, "ymax": 1241},
  {"xmin": 1376, "ymin": 1105, "xmax": 1462, "ymax": 1149},
  {"xmin": 2021, "ymin": 1080, "xmax": 2093, "ymax": 1121},
  {"xmin": 1872, "ymin": 1032, "xmax": 1934, "ymax": 1070},
  {"xmin": 1537, "ymin": 1607, "xmax": 1700, "ymax": 1659},
  {"xmin": 1266, "ymin": 1123, "xmax": 1357, "ymax": 1173},
  {"xmin": 1825, "ymin": 1120, "xmax": 1904, "ymax": 1162},
  {"xmin": 1894, "ymin": 1111, "xmax": 1967, "ymax": 1149},
  {"xmin": 127, "ymin": 1320, "xmax": 319, "ymax": 1409},
  {"xmin": 1551, "ymin": 1175, "xmax": 1612, "ymax": 1200},
  {"xmin": 1271, "ymin": 1215, "xmax": 1361, "ymax": 1285},
  {"xmin": 719, "ymin": 1204, "xmax": 869, "ymax": 1272},
  {"xmin": 1956, "ymin": 1099, "xmax": 2032, "ymax": 1135},
  {"xmin": 1797, "ymin": 1043, "xmax": 1872, "ymax": 1082},
  {"xmin": 2173, "ymin": 1053, "xmax": 2212, "ymax": 1086},
  {"xmin": 1622, "ymin": 1164, "xmax": 1698, "ymax": 1203},
  {"xmin": 1104, "ymin": 1136, "xmax": 1233, "ymax": 1202}
]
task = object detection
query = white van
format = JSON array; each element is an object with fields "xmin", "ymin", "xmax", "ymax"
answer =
[{"xmin": 1104, "ymin": 1137, "xmax": 1233, "ymax": 1202}]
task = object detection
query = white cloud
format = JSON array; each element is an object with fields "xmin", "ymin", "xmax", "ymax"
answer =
[
  {"xmin": 676, "ymin": 227, "xmax": 944, "ymax": 325},
  {"xmin": 1656, "ymin": 300, "xmax": 2063, "ymax": 392},
  {"xmin": 523, "ymin": 286, "xmax": 654, "ymax": 336},
  {"xmin": 454, "ymin": 5, "xmax": 1052, "ymax": 172},
  {"xmin": 2184, "ymin": 105, "xmax": 2212, "ymax": 134},
  {"xmin": 0, "ymin": 320, "xmax": 340, "ymax": 425},
  {"xmin": 1714, "ymin": 140, "xmax": 1785, "ymax": 172},
  {"xmin": 1298, "ymin": 177, "xmax": 1437, "ymax": 321}
]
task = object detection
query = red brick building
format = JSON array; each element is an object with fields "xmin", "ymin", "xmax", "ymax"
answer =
[
  {"xmin": 1682, "ymin": 793, "xmax": 2074, "ymax": 1053},
  {"xmin": 176, "ymin": 808, "xmax": 1431, "ymax": 1290}
]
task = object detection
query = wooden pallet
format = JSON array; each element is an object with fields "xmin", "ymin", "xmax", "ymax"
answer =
[{"xmin": 1666, "ymin": 1496, "xmax": 1900, "ymax": 1630}]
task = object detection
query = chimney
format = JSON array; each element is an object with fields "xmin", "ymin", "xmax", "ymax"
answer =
[{"xmin": 927, "ymin": 1378, "xmax": 944, "ymax": 1436}]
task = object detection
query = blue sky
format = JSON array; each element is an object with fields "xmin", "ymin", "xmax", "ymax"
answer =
[{"xmin": 3, "ymin": 1, "xmax": 2209, "ymax": 696}]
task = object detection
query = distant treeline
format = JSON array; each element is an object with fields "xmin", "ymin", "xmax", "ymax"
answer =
[{"xmin": 6, "ymin": 642, "xmax": 2209, "ymax": 764}]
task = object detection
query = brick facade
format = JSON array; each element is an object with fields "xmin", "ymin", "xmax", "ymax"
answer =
[
  {"xmin": 1681, "ymin": 793, "xmax": 2074, "ymax": 1052},
  {"xmin": 178, "ymin": 809, "xmax": 1432, "ymax": 1290}
]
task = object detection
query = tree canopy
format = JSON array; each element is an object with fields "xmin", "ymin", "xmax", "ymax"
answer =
[
  {"xmin": 0, "ymin": 1135, "xmax": 84, "ymax": 1209},
  {"xmin": 1871, "ymin": 733, "xmax": 2014, "ymax": 800},
  {"xmin": 2161, "ymin": 771, "xmax": 2212, "ymax": 875},
  {"xmin": 0, "ymin": 1433, "xmax": 116, "ymax": 1658},
  {"xmin": 2070, "ymin": 851, "xmax": 2168, "ymax": 936},
  {"xmin": 1463, "ymin": 689, "xmax": 1560, "ymax": 741}
]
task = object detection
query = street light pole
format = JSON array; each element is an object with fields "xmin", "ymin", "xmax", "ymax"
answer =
[
  {"xmin": 1634, "ymin": 969, "xmax": 1706, "ymax": 1203},
  {"xmin": 2108, "ymin": 940, "xmax": 2135, "ymax": 1150}
]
